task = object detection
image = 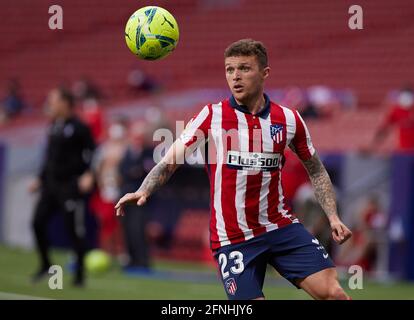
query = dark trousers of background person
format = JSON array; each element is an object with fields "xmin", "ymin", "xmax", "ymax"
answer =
[
  {"xmin": 121, "ymin": 204, "xmax": 150, "ymax": 269},
  {"xmin": 32, "ymin": 182, "xmax": 87, "ymax": 284}
]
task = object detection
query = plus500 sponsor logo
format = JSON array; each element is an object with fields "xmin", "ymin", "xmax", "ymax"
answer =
[{"xmin": 227, "ymin": 151, "xmax": 281, "ymax": 171}]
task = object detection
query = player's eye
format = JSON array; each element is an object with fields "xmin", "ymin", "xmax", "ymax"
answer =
[{"xmin": 226, "ymin": 67, "xmax": 234, "ymax": 74}]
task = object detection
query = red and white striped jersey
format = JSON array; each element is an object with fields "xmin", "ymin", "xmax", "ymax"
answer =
[{"xmin": 180, "ymin": 94, "xmax": 315, "ymax": 250}]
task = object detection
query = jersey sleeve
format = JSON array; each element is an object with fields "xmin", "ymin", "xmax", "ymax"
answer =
[
  {"xmin": 290, "ymin": 110, "xmax": 315, "ymax": 161},
  {"xmin": 179, "ymin": 104, "xmax": 211, "ymax": 148}
]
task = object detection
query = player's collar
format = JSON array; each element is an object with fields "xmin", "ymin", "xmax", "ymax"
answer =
[{"xmin": 229, "ymin": 93, "xmax": 271, "ymax": 118}]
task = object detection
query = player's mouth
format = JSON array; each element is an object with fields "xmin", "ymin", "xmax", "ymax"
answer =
[{"xmin": 233, "ymin": 84, "xmax": 244, "ymax": 92}]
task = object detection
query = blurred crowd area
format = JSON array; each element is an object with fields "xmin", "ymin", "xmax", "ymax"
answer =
[{"xmin": 0, "ymin": 0, "xmax": 413, "ymax": 281}]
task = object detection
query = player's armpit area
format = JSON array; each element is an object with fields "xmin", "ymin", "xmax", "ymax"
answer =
[{"xmin": 300, "ymin": 152, "xmax": 338, "ymax": 219}]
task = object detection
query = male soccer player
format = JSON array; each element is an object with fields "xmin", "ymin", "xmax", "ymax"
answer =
[{"xmin": 115, "ymin": 39, "xmax": 352, "ymax": 300}]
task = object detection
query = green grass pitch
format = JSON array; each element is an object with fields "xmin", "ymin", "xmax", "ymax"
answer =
[{"xmin": 0, "ymin": 245, "xmax": 413, "ymax": 300}]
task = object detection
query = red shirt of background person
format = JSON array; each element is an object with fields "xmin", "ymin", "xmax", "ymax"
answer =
[
  {"xmin": 79, "ymin": 98, "xmax": 105, "ymax": 144},
  {"xmin": 281, "ymin": 149, "xmax": 310, "ymax": 202},
  {"xmin": 371, "ymin": 88, "xmax": 414, "ymax": 152}
]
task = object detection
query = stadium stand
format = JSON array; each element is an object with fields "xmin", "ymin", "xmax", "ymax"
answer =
[{"xmin": 0, "ymin": 0, "xmax": 413, "ymax": 107}]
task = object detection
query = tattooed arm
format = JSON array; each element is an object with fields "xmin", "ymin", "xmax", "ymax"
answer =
[
  {"xmin": 301, "ymin": 152, "xmax": 352, "ymax": 244},
  {"xmin": 115, "ymin": 139, "xmax": 186, "ymax": 216},
  {"xmin": 302, "ymin": 152, "xmax": 338, "ymax": 219}
]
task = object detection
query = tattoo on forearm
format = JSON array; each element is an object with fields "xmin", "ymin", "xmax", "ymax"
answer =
[
  {"xmin": 137, "ymin": 161, "xmax": 177, "ymax": 196},
  {"xmin": 302, "ymin": 153, "xmax": 338, "ymax": 219}
]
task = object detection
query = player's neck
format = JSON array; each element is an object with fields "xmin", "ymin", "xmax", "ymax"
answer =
[{"xmin": 235, "ymin": 92, "xmax": 265, "ymax": 115}]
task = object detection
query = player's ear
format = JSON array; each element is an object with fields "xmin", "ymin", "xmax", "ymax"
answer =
[{"xmin": 263, "ymin": 66, "xmax": 270, "ymax": 79}]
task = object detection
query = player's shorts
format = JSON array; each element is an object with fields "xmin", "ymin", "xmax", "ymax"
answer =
[{"xmin": 213, "ymin": 223, "xmax": 335, "ymax": 300}]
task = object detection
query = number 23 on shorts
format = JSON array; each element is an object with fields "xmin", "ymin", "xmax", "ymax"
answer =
[{"xmin": 218, "ymin": 251, "xmax": 245, "ymax": 279}]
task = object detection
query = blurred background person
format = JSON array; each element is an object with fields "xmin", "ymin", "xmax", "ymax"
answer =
[
  {"xmin": 306, "ymin": 85, "xmax": 341, "ymax": 119},
  {"xmin": 335, "ymin": 195, "xmax": 387, "ymax": 274},
  {"xmin": 118, "ymin": 121, "xmax": 155, "ymax": 271},
  {"xmin": 72, "ymin": 76, "xmax": 102, "ymax": 103},
  {"xmin": 0, "ymin": 78, "xmax": 27, "ymax": 124},
  {"xmin": 28, "ymin": 87, "xmax": 96, "ymax": 286},
  {"xmin": 74, "ymin": 77, "xmax": 105, "ymax": 144},
  {"xmin": 364, "ymin": 86, "xmax": 414, "ymax": 153},
  {"xmin": 89, "ymin": 116, "xmax": 129, "ymax": 258},
  {"xmin": 126, "ymin": 67, "xmax": 161, "ymax": 97}
]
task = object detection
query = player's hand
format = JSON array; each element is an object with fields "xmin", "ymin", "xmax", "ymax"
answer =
[
  {"xmin": 115, "ymin": 191, "xmax": 148, "ymax": 217},
  {"xmin": 28, "ymin": 177, "xmax": 41, "ymax": 193},
  {"xmin": 329, "ymin": 217, "xmax": 352, "ymax": 245},
  {"xmin": 78, "ymin": 171, "xmax": 94, "ymax": 194}
]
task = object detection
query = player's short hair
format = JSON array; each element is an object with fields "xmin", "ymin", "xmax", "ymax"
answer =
[
  {"xmin": 224, "ymin": 39, "xmax": 268, "ymax": 69},
  {"xmin": 56, "ymin": 87, "xmax": 75, "ymax": 108}
]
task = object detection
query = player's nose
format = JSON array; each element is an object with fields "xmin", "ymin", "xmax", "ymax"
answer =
[{"xmin": 232, "ymin": 69, "xmax": 242, "ymax": 80}]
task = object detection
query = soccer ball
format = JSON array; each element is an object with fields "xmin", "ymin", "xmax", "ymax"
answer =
[
  {"xmin": 85, "ymin": 249, "xmax": 111, "ymax": 275},
  {"xmin": 125, "ymin": 6, "xmax": 179, "ymax": 60}
]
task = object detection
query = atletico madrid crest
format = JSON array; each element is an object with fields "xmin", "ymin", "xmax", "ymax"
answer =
[
  {"xmin": 270, "ymin": 124, "xmax": 284, "ymax": 144},
  {"xmin": 225, "ymin": 278, "xmax": 237, "ymax": 295}
]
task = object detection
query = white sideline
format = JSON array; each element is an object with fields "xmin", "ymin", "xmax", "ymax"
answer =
[{"xmin": 0, "ymin": 291, "xmax": 51, "ymax": 300}]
